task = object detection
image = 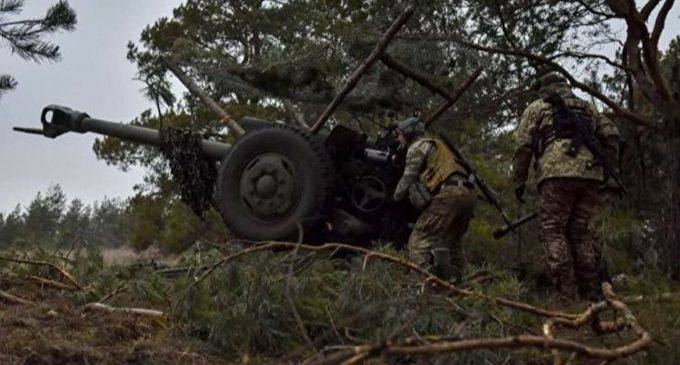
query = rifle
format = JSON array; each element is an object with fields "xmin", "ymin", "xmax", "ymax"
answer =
[
  {"xmin": 492, "ymin": 212, "xmax": 538, "ymax": 239},
  {"xmin": 544, "ymin": 93, "xmax": 625, "ymax": 193},
  {"xmin": 438, "ymin": 132, "xmax": 513, "ymax": 228},
  {"xmin": 492, "ymin": 94, "xmax": 625, "ymax": 240}
]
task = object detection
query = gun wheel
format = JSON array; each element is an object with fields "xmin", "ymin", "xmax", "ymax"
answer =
[{"xmin": 216, "ymin": 124, "xmax": 334, "ymax": 241}]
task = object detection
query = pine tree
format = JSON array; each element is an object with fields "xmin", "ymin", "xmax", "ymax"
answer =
[{"xmin": 0, "ymin": 0, "xmax": 76, "ymax": 98}]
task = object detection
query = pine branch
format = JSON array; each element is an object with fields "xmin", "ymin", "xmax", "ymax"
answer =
[
  {"xmin": 0, "ymin": 74, "xmax": 17, "ymax": 92},
  {"xmin": 0, "ymin": 254, "xmax": 83, "ymax": 290},
  {"xmin": 0, "ymin": 288, "xmax": 33, "ymax": 305},
  {"xmin": 316, "ymin": 284, "xmax": 650, "ymax": 364},
  {"xmin": 0, "ymin": 0, "xmax": 22, "ymax": 16},
  {"xmin": 191, "ymin": 241, "xmax": 582, "ymax": 320},
  {"xmin": 0, "ymin": 0, "xmax": 76, "ymax": 63},
  {"xmin": 7, "ymin": 36, "xmax": 61, "ymax": 62},
  {"xmin": 43, "ymin": 0, "xmax": 76, "ymax": 31}
]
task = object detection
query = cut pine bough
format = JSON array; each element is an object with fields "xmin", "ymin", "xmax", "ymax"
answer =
[
  {"xmin": 194, "ymin": 241, "xmax": 652, "ymax": 364},
  {"xmin": 0, "ymin": 243, "xmax": 654, "ymax": 363}
]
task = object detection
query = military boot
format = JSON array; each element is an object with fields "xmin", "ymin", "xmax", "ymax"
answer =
[{"xmin": 431, "ymin": 248, "xmax": 455, "ymax": 282}]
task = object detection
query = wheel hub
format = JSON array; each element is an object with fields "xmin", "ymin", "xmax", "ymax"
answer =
[
  {"xmin": 240, "ymin": 154, "xmax": 297, "ymax": 219},
  {"xmin": 351, "ymin": 175, "xmax": 387, "ymax": 212},
  {"xmin": 255, "ymin": 175, "xmax": 278, "ymax": 198}
]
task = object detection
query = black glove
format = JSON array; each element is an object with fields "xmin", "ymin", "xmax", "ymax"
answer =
[{"xmin": 514, "ymin": 183, "xmax": 526, "ymax": 203}]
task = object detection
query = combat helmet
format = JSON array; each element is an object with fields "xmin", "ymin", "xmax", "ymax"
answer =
[
  {"xmin": 531, "ymin": 71, "xmax": 569, "ymax": 92},
  {"xmin": 395, "ymin": 117, "xmax": 425, "ymax": 142}
]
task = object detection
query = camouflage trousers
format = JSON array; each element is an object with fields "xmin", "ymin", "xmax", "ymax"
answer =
[
  {"xmin": 539, "ymin": 178, "xmax": 603, "ymax": 299},
  {"xmin": 408, "ymin": 185, "xmax": 476, "ymax": 281}
]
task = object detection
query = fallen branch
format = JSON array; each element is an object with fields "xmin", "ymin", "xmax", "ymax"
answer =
[
  {"xmin": 423, "ymin": 68, "xmax": 483, "ymax": 126},
  {"xmin": 314, "ymin": 283, "xmax": 650, "ymax": 365},
  {"xmin": 191, "ymin": 241, "xmax": 579, "ymax": 321},
  {"xmin": 309, "ymin": 6, "xmax": 414, "ymax": 133},
  {"xmin": 377, "ymin": 52, "xmax": 484, "ymax": 126},
  {"xmin": 83, "ymin": 302, "xmax": 167, "ymax": 320},
  {"xmin": 156, "ymin": 265, "xmax": 212, "ymax": 278},
  {"xmin": 0, "ymin": 289, "xmax": 34, "ymax": 305},
  {"xmin": 186, "ymin": 241, "xmax": 653, "ymax": 364},
  {"xmin": 542, "ymin": 301, "xmax": 611, "ymax": 365},
  {"xmin": 164, "ymin": 59, "xmax": 246, "ymax": 136},
  {"xmin": 27, "ymin": 275, "xmax": 78, "ymax": 291},
  {"xmin": 0, "ymin": 255, "xmax": 83, "ymax": 290},
  {"xmin": 285, "ymin": 222, "xmax": 319, "ymax": 358},
  {"xmin": 285, "ymin": 242, "xmax": 320, "ymax": 359},
  {"xmin": 97, "ymin": 283, "xmax": 130, "ymax": 304},
  {"xmin": 378, "ymin": 332, "xmax": 648, "ymax": 360}
]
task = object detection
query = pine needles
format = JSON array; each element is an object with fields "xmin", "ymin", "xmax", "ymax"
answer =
[{"xmin": 1, "ymin": 241, "xmax": 676, "ymax": 364}]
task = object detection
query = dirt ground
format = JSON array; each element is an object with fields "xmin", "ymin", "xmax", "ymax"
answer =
[
  {"xmin": 0, "ymin": 290, "xmax": 231, "ymax": 364},
  {"xmin": 1, "ymin": 245, "xmax": 678, "ymax": 364},
  {"xmin": 0, "ymin": 286, "xmax": 228, "ymax": 365},
  {"xmin": 0, "ymin": 245, "xmax": 231, "ymax": 365}
]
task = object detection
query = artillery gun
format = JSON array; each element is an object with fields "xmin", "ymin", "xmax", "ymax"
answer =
[
  {"xmin": 13, "ymin": 7, "xmax": 498, "ymax": 245},
  {"xmin": 14, "ymin": 105, "xmax": 416, "ymax": 245}
]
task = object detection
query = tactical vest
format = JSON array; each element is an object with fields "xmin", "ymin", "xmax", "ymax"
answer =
[
  {"xmin": 418, "ymin": 137, "xmax": 466, "ymax": 192},
  {"xmin": 532, "ymin": 98, "xmax": 596, "ymax": 159}
]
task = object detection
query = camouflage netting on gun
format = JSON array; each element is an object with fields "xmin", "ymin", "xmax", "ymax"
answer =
[{"xmin": 159, "ymin": 128, "xmax": 216, "ymax": 216}]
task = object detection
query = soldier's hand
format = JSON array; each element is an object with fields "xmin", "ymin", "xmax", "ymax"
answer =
[{"xmin": 514, "ymin": 184, "xmax": 526, "ymax": 203}]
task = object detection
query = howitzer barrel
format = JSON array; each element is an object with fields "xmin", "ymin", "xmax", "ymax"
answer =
[
  {"xmin": 81, "ymin": 117, "xmax": 231, "ymax": 160},
  {"xmin": 13, "ymin": 105, "xmax": 231, "ymax": 160}
]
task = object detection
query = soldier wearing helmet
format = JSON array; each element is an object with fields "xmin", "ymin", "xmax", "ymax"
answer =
[
  {"xmin": 393, "ymin": 117, "xmax": 476, "ymax": 282},
  {"xmin": 512, "ymin": 70, "xmax": 620, "ymax": 300}
]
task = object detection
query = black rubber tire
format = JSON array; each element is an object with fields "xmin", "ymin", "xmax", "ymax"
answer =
[
  {"xmin": 240, "ymin": 117, "xmax": 274, "ymax": 132},
  {"xmin": 216, "ymin": 124, "xmax": 334, "ymax": 241}
]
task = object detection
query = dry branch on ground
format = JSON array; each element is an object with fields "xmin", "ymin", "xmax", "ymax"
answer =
[
  {"xmin": 0, "ymin": 255, "xmax": 84, "ymax": 290},
  {"xmin": 0, "ymin": 242, "xmax": 658, "ymax": 364},
  {"xmin": 0, "ymin": 289, "xmax": 34, "ymax": 305},
  {"xmin": 189, "ymin": 240, "xmax": 652, "ymax": 364},
  {"xmin": 83, "ymin": 302, "xmax": 168, "ymax": 320}
]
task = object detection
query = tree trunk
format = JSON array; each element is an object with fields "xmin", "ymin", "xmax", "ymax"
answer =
[
  {"xmin": 664, "ymin": 114, "xmax": 680, "ymax": 280},
  {"xmin": 664, "ymin": 61, "xmax": 680, "ymax": 280}
]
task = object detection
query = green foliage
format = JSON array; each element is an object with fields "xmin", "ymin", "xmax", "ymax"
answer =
[
  {"xmin": 166, "ymin": 246, "xmax": 523, "ymax": 362},
  {"xmin": 161, "ymin": 201, "xmax": 201, "ymax": 253},
  {"xmin": 22, "ymin": 184, "xmax": 66, "ymax": 244},
  {"xmin": 4, "ymin": 2, "xmax": 679, "ymax": 362},
  {"xmin": 0, "ymin": 205, "xmax": 23, "ymax": 246},
  {"xmin": 0, "ymin": 0, "xmax": 77, "ymax": 98},
  {"xmin": 127, "ymin": 194, "xmax": 164, "ymax": 251},
  {"xmin": 125, "ymin": 192, "xmax": 228, "ymax": 254},
  {"xmin": 0, "ymin": 184, "xmax": 228, "ymax": 254},
  {"xmin": 3, "ymin": 238, "xmax": 680, "ymax": 363},
  {"xmin": 0, "ymin": 185, "xmax": 128, "ymax": 249}
]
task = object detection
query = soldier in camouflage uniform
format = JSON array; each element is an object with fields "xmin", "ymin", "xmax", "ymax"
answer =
[
  {"xmin": 393, "ymin": 117, "xmax": 477, "ymax": 281},
  {"xmin": 512, "ymin": 72, "xmax": 620, "ymax": 300}
]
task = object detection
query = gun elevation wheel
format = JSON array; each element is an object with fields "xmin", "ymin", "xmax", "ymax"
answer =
[{"xmin": 216, "ymin": 124, "xmax": 334, "ymax": 241}]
